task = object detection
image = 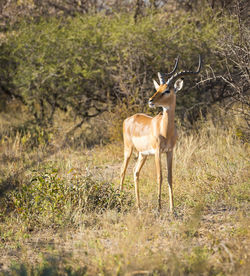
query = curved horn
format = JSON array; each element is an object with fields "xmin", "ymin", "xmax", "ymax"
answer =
[
  {"xmin": 167, "ymin": 55, "xmax": 202, "ymax": 85},
  {"xmin": 157, "ymin": 56, "xmax": 179, "ymax": 85},
  {"xmin": 165, "ymin": 56, "xmax": 179, "ymax": 76}
]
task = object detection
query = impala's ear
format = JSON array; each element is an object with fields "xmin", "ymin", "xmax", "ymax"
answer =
[
  {"xmin": 174, "ymin": 78, "xmax": 184, "ymax": 93},
  {"xmin": 153, "ymin": 79, "xmax": 160, "ymax": 90}
]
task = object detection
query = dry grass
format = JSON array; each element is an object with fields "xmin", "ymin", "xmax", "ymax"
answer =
[{"xmin": 0, "ymin": 111, "xmax": 249, "ymax": 275}]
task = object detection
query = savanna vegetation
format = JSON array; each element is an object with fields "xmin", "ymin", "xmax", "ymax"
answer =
[{"xmin": 0, "ymin": 0, "xmax": 249, "ymax": 275}]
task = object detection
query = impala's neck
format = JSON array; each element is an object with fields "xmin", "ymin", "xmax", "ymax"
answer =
[{"xmin": 161, "ymin": 96, "xmax": 176, "ymax": 138}]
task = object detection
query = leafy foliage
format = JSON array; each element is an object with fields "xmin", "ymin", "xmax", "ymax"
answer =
[
  {"xmin": 1, "ymin": 6, "xmax": 247, "ymax": 129},
  {"xmin": 9, "ymin": 167, "xmax": 133, "ymax": 227},
  {"xmin": 5, "ymin": 256, "xmax": 88, "ymax": 276}
]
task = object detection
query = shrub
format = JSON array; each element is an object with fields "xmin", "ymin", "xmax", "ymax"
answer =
[
  {"xmin": 9, "ymin": 166, "xmax": 133, "ymax": 227},
  {"xmin": 0, "ymin": 7, "xmax": 243, "ymax": 129}
]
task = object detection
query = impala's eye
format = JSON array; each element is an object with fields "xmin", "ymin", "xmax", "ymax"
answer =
[{"xmin": 162, "ymin": 90, "xmax": 170, "ymax": 95}]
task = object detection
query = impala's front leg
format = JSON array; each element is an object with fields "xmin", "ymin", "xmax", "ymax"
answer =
[
  {"xmin": 155, "ymin": 149, "xmax": 162, "ymax": 211},
  {"xmin": 120, "ymin": 147, "xmax": 133, "ymax": 191},
  {"xmin": 167, "ymin": 151, "xmax": 174, "ymax": 212},
  {"xmin": 134, "ymin": 153, "xmax": 147, "ymax": 211}
]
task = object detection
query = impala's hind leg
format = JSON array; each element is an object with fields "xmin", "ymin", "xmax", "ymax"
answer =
[
  {"xmin": 167, "ymin": 151, "xmax": 174, "ymax": 212},
  {"xmin": 120, "ymin": 147, "xmax": 133, "ymax": 191}
]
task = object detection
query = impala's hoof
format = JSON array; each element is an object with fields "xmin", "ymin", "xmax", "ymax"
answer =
[{"xmin": 170, "ymin": 210, "xmax": 177, "ymax": 218}]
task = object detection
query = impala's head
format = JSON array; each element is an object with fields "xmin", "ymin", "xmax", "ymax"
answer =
[
  {"xmin": 148, "ymin": 77, "xmax": 184, "ymax": 109},
  {"xmin": 148, "ymin": 55, "xmax": 202, "ymax": 109}
]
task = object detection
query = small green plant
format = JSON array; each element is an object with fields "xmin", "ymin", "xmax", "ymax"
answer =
[{"xmin": 184, "ymin": 246, "xmax": 211, "ymax": 275}]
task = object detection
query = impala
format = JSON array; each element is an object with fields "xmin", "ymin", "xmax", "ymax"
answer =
[{"xmin": 120, "ymin": 55, "xmax": 202, "ymax": 212}]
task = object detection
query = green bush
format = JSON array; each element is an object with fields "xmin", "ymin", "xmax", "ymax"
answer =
[
  {"xmin": 9, "ymin": 166, "xmax": 133, "ymax": 227},
  {"xmin": 5, "ymin": 256, "xmax": 88, "ymax": 276},
  {"xmin": 0, "ymin": 8, "xmax": 241, "ymax": 128}
]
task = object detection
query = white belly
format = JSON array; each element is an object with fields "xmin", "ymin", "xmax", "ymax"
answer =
[
  {"xmin": 140, "ymin": 149, "xmax": 156, "ymax": 156},
  {"xmin": 132, "ymin": 136, "xmax": 151, "ymax": 152}
]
